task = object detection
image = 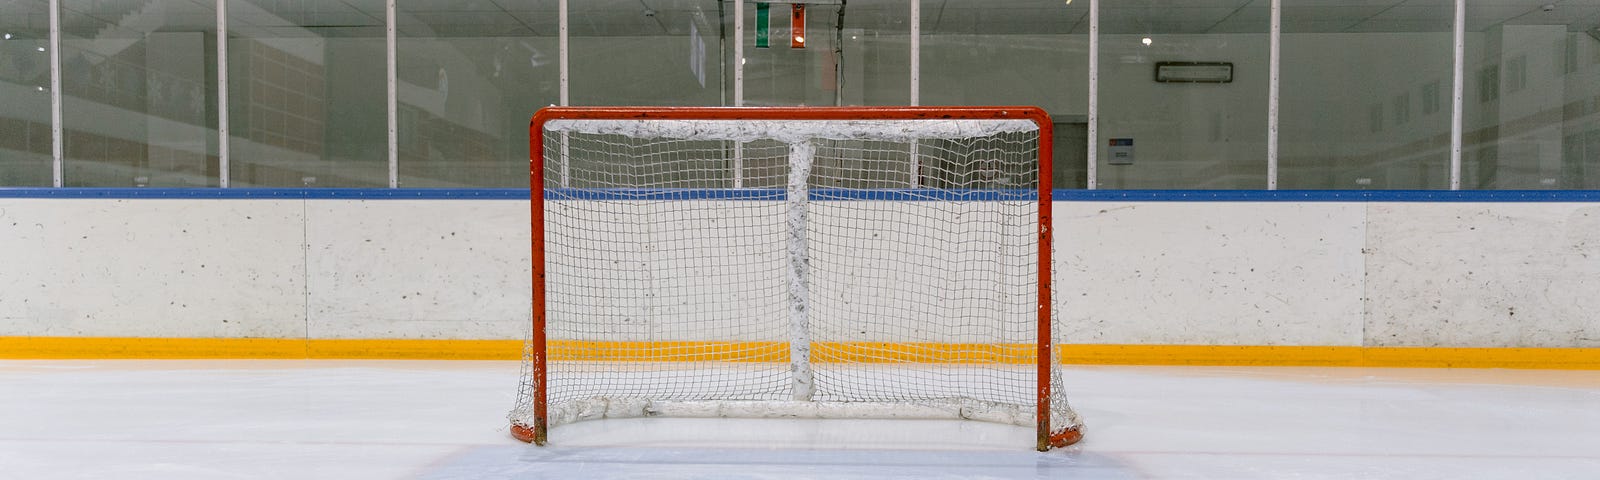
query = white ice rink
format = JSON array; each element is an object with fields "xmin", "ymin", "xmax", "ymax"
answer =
[{"xmin": 2, "ymin": 360, "xmax": 1597, "ymax": 479}]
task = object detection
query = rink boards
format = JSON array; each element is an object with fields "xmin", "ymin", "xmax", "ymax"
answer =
[{"xmin": 0, "ymin": 191, "xmax": 1597, "ymax": 366}]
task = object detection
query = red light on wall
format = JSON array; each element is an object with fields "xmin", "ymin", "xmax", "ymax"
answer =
[{"xmin": 791, "ymin": 4, "xmax": 806, "ymax": 49}]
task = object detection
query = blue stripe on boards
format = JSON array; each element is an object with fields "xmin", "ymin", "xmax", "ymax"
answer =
[
  {"xmin": 0, "ymin": 188, "xmax": 528, "ymax": 199},
  {"xmin": 1052, "ymin": 190, "xmax": 1600, "ymax": 202}
]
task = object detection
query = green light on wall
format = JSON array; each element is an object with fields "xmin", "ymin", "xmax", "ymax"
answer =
[{"xmin": 755, "ymin": 3, "xmax": 769, "ymax": 48}]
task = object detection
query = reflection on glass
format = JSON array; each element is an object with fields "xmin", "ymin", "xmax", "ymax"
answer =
[
  {"xmin": 1280, "ymin": 1, "xmax": 1453, "ymax": 190},
  {"xmin": 570, "ymin": 0, "xmax": 719, "ymax": 106},
  {"xmin": 60, "ymin": 0, "xmax": 218, "ymax": 187},
  {"xmin": 0, "ymin": 0, "xmax": 53, "ymax": 186},
  {"xmin": 1464, "ymin": 1, "xmax": 1600, "ymax": 189},
  {"xmin": 228, "ymin": 0, "xmax": 386, "ymax": 187},
  {"xmin": 1096, "ymin": 2, "xmax": 1269, "ymax": 189},
  {"xmin": 735, "ymin": 1, "xmax": 838, "ymax": 106},
  {"xmin": 395, "ymin": 1, "xmax": 557, "ymax": 187}
]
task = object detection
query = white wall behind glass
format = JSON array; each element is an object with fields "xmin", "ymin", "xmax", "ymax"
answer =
[
  {"xmin": 1097, "ymin": 33, "xmax": 1270, "ymax": 189},
  {"xmin": 1083, "ymin": 0, "xmax": 1268, "ymax": 189}
]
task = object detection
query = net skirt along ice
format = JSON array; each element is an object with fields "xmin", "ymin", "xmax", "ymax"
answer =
[{"xmin": 512, "ymin": 106, "xmax": 1084, "ymax": 451}]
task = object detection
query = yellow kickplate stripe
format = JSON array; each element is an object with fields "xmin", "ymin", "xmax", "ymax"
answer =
[
  {"xmin": 0, "ymin": 337, "xmax": 310, "ymax": 359},
  {"xmin": 0, "ymin": 337, "xmax": 523, "ymax": 360},
  {"xmin": 1057, "ymin": 345, "xmax": 1600, "ymax": 369},
  {"xmin": 547, "ymin": 341, "xmax": 1039, "ymax": 364},
  {"xmin": 307, "ymin": 339, "xmax": 523, "ymax": 360},
  {"xmin": 549, "ymin": 340, "xmax": 787, "ymax": 363},
  {"xmin": 1057, "ymin": 345, "xmax": 1365, "ymax": 367},
  {"xmin": 814, "ymin": 342, "xmax": 1038, "ymax": 364},
  {"xmin": 1, "ymin": 337, "xmax": 1597, "ymax": 369}
]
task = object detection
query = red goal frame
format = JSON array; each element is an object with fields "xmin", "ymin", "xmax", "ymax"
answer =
[{"xmin": 517, "ymin": 106, "xmax": 1075, "ymax": 450}]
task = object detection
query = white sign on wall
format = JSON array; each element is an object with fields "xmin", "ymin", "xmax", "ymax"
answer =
[
  {"xmin": 689, "ymin": 23, "xmax": 707, "ymax": 88},
  {"xmin": 1108, "ymin": 138, "xmax": 1134, "ymax": 165}
]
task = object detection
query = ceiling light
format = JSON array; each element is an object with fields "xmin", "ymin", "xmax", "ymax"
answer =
[
  {"xmin": 1141, "ymin": 37, "xmax": 1152, "ymax": 46},
  {"xmin": 3, "ymin": 33, "xmax": 12, "ymax": 40},
  {"xmin": 37, "ymin": 46, "xmax": 46, "ymax": 52}
]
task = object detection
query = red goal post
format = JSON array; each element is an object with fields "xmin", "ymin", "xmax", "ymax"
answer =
[{"xmin": 515, "ymin": 106, "xmax": 1081, "ymax": 451}]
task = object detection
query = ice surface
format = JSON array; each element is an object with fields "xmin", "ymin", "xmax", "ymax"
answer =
[{"xmin": 2, "ymin": 360, "xmax": 1598, "ymax": 479}]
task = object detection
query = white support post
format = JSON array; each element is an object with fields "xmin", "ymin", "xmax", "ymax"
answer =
[
  {"xmin": 787, "ymin": 140, "xmax": 814, "ymax": 402},
  {"xmin": 1267, "ymin": 0, "xmax": 1280, "ymax": 190},
  {"xmin": 559, "ymin": 0, "xmax": 569, "ymax": 106},
  {"xmin": 732, "ymin": 0, "xmax": 745, "ymax": 187},
  {"xmin": 1450, "ymin": 0, "xmax": 1464, "ymax": 190},
  {"xmin": 909, "ymin": 0, "xmax": 920, "ymax": 187},
  {"xmin": 217, "ymin": 0, "xmax": 230, "ymax": 187},
  {"xmin": 734, "ymin": 0, "xmax": 744, "ymax": 106},
  {"xmin": 1086, "ymin": 0, "xmax": 1099, "ymax": 190},
  {"xmin": 385, "ymin": 0, "xmax": 398, "ymax": 188},
  {"xmin": 559, "ymin": 0, "xmax": 570, "ymax": 188},
  {"xmin": 909, "ymin": 0, "xmax": 920, "ymax": 107},
  {"xmin": 49, "ymin": 0, "xmax": 63, "ymax": 187}
]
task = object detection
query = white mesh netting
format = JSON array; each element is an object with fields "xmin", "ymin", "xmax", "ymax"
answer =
[{"xmin": 511, "ymin": 114, "xmax": 1082, "ymax": 449}]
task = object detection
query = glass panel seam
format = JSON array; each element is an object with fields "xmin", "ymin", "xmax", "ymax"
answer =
[
  {"xmin": 1267, "ymin": 0, "xmax": 1280, "ymax": 190},
  {"xmin": 1450, "ymin": 0, "xmax": 1465, "ymax": 190},
  {"xmin": 386, "ymin": 0, "xmax": 398, "ymax": 188},
  {"xmin": 217, "ymin": 0, "xmax": 230, "ymax": 188},
  {"xmin": 49, "ymin": 0, "xmax": 63, "ymax": 187},
  {"xmin": 1086, "ymin": 0, "xmax": 1099, "ymax": 190}
]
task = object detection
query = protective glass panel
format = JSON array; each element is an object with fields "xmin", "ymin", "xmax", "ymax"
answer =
[
  {"xmin": 394, "ymin": 0, "xmax": 557, "ymax": 187},
  {"xmin": 1096, "ymin": 1, "xmax": 1269, "ymax": 189},
  {"xmin": 60, "ymin": 0, "xmax": 219, "ymax": 187},
  {"xmin": 1279, "ymin": 1, "xmax": 1454, "ymax": 190},
  {"xmin": 1463, "ymin": 1, "xmax": 1600, "ymax": 189},
  {"xmin": 227, "ymin": 0, "xmax": 387, "ymax": 187},
  {"xmin": 919, "ymin": 2, "xmax": 1090, "ymax": 189},
  {"xmin": 569, "ymin": 0, "xmax": 721, "ymax": 106},
  {"xmin": 0, "ymin": 0, "xmax": 53, "ymax": 186}
]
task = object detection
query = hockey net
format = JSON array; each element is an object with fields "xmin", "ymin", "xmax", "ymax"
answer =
[{"xmin": 510, "ymin": 106, "xmax": 1083, "ymax": 451}]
